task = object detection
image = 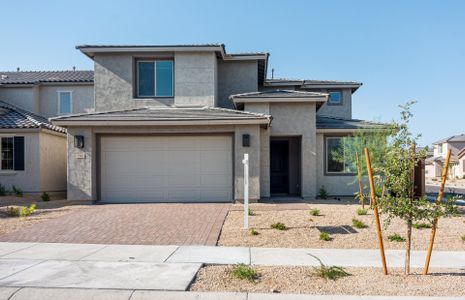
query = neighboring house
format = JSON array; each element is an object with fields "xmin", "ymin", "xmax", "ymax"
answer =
[
  {"xmin": 0, "ymin": 71, "xmax": 94, "ymax": 193},
  {"xmin": 0, "ymin": 101, "xmax": 67, "ymax": 193},
  {"xmin": 425, "ymin": 134, "xmax": 465, "ymax": 179},
  {"xmin": 51, "ymin": 43, "xmax": 383, "ymax": 203}
]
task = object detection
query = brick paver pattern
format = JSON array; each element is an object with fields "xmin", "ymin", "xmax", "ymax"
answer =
[{"xmin": 0, "ymin": 203, "xmax": 231, "ymax": 245}]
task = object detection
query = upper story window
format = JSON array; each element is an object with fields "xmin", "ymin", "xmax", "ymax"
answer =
[
  {"xmin": 328, "ymin": 91, "xmax": 342, "ymax": 105},
  {"xmin": 137, "ymin": 60, "xmax": 173, "ymax": 98},
  {"xmin": 58, "ymin": 91, "xmax": 72, "ymax": 115},
  {"xmin": 326, "ymin": 136, "xmax": 356, "ymax": 174}
]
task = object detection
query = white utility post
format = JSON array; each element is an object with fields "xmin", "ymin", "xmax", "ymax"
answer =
[{"xmin": 242, "ymin": 153, "xmax": 249, "ymax": 229}]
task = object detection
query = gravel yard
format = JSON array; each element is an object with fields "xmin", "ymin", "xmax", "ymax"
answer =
[
  {"xmin": 218, "ymin": 203, "xmax": 465, "ymax": 250},
  {"xmin": 0, "ymin": 195, "xmax": 90, "ymax": 236},
  {"xmin": 190, "ymin": 265, "xmax": 465, "ymax": 296}
]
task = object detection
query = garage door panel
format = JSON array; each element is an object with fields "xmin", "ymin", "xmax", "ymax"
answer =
[{"xmin": 100, "ymin": 135, "xmax": 233, "ymax": 203}]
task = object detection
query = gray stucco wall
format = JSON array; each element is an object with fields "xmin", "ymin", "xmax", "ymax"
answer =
[
  {"xmin": 218, "ymin": 60, "xmax": 258, "ymax": 109},
  {"xmin": 65, "ymin": 124, "xmax": 262, "ymax": 201},
  {"xmin": 0, "ymin": 87, "xmax": 38, "ymax": 113},
  {"xmin": 39, "ymin": 131, "xmax": 67, "ymax": 192},
  {"xmin": 39, "ymin": 84, "xmax": 94, "ymax": 118},
  {"xmin": 315, "ymin": 88, "xmax": 352, "ymax": 119}
]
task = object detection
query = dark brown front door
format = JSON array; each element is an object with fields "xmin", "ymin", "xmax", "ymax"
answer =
[{"xmin": 270, "ymin": 140, "xmax": 289, "ymax": 194}]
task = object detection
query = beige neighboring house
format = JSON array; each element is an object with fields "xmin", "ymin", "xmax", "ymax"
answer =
[
  {"xmin": 0, "ymin": 71, "xmax": 94, "ymax": 193},
  {"xmin": 425, "ymin": 134, "xmax": 465, "ymax": 180},
  {"xmin": 51, "ymin": 44, "xmax": 385, "ymax": 203}
]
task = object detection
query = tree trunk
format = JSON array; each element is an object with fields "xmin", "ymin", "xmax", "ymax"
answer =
[{"xmin": 405, "ymin": 217, "xmax": 412, "ymax": 275}]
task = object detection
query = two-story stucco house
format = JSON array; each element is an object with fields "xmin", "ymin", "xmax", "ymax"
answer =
[
  {"xmin": 51, "ymin": 44, "xmax": 380, "ymax": 203},
  {"xmin": 0, "ymin": 71, "xmax": 94, "ymax": 193},
  {"xmin": 426, "ymin": 134, "xmax": 465, "ymax": 179}
]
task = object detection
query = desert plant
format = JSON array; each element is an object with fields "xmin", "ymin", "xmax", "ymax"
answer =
[
  {"xmin": 250, "ymin": 228, "xmax": 259, "ymax": 236},
  {"xmin": 6, "ymin": 206, "xmax": 19, "ymax": 217},
  {"xmin": 12, "ymin": 185, "xmax": 23, "ymax": 197},
  {"xmin": 19, "ymin": 204, "xmax": 36, "ymax": 217},
  {"xmin": 230, "ymin": 264, "xmax": 258, "ymax": 282},
  {"xmin": 461, "ymin": 235, "xmax": 465, "ymax": 241},
  {"xmin": 388, "ymin": 233, "xmax": 406, "ymax": 242},
  {"xmin": 319, "ymin": 232, "xmax": 331, "ymax": 241},
  {"xmin": 318, "ymin": 186, "xmax": 328, "ymax": 199},
  {"xmin": 309, "ymin": 208, "xmax": 320, "ymax": 216},
  {"xmin": 352, "ymin": 218, "xmax": 367, "ymax": 229},
  {"xmin": 309, "ymin": 254, "xmax": 349, "ymax": 281},
  {"xmin": 356, "ymin": 208, "xmax": 368, "ymax": 215},
  {"xmin": 0, "ymin": 184, "xmax": 7, "ymax": 196},
  {"xmin": 248, "ymin": 208, "xmax": 255, "ymax": 216},
  {"xmin": 41, "ymin": 192, "xmax": 50, "ymax": 202},
  {"xmin": 270, "ymin": 222, "xmax": 287, "ymax": 230},
  {"xmin": 412, "ymin": 222, "xmax": 432, "ymax": 229}
]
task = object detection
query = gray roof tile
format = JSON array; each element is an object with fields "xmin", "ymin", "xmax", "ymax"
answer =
[
  {"xmin": 0, "ymin": 71, "xmax": 94, "ymax": 85},
  {"xmin": 230, "ymin": 89, "xmax": 327, "ymax": 99},
  {"xmin": 433, "ymin": 134, "xmax": 465, "ymax": 145},
  {"xmin": 316, "ymin": 115, "xmax": 388, "ymax": 130},
  {"xmin": 0, "ymin": 101, "xmax": 66, "ymax": 133}
]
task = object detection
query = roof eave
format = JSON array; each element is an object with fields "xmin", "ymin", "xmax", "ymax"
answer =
[{"xmin": 51, "ymin": 118, "xmax": 271, "ymax": 127}]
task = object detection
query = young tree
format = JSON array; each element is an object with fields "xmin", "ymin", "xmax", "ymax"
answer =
[{"xmin": 379, "ymin": 101, "xmax": 457, "ymax": 275}]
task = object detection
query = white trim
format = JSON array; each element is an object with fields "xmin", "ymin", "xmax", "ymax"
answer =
[{"xmin": 57, "ymin": 90, "xmax": 73, "ymax": 115}]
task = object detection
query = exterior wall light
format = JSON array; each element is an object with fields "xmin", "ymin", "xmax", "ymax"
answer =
[
  {"xmin": 74, "ymin": 135, "xmax": 85, "ymax": 148},
  {"xmin": 242, "ymin": 134, "xmax": 250, "ymax": 147}
]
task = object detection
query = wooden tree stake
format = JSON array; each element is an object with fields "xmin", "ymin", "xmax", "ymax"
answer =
[
  {"xmin": 365, "ymin": 147, "xmax": 388, "ymax": 275},
  {"xmin": 356, "ymin": 152, "xmax": 365, "ymax": 209},
  {"xmin": 423, "ymin": 149, "xmax": 451, "ymax": 275}
]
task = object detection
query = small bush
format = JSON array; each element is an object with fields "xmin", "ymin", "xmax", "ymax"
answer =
[
  {"xmin": 413, "ymin": 222, "xmax": 432, "ymax": 229},
  {"xmin": 270, "ymin": 222, "xmax": 287, "ymax": 231},
  {"xmin": 309, "ymin": 254, "xmax": 349, "ymax": 281},
  {"xmin": 6, "ymin": 206, "xmax": 19, "ymax": 217},
  {"xmin": 352, "ymin": 218, "xmax": 367, "ymax": 229},
  {"xmin": 318, "ymin": 186, "xmax": 328, "ymax": 199},
  {"xmin": 388, "ymin": 233, "xmax": 406, "ymax": 242},
  {"xmin": 250, "ymin": 228, "xmax": 259, "ymax": 236},
  {"xmin": 319, "ymin": 232, "xmax": 331, "ymax": 241},
  {"xmin": 461, "ymin": 235, "xmax": 465, "ymax": 241},
  {"xmin": 309, "ymin": 208, "xmax": 320, "ymax": 216},
  {"xmin": 356, "ymin": 208, "xmax": 368, "ymax": 215},
  {"xmin": 19, "ymin": 204, "xmax": 36, "ymax": 217},
  {"xmin": 248, "ymin": 208, "xmax": 255, "ymax": 216},
  {"xmin": 231, "ymin": 264, "xmax": 258, "ymax": 282},
  {"xmin": 41, "ymin": 192, "xmax": 50, "ymax": 202},
  {"xmin": 12, "ymin": 185, "xmax": 23, "ymax": 197},
  {"xmin": 0, "ymin": 184, "xmax": 7, "ymax": 196}
]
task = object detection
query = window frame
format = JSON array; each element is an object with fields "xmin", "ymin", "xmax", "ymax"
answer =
[
  {"xmin": 327, "ymin": 90, "xmax": 343, "ymax": 106},
  {"xmin": 0, "ymin": 136, "xmax": 14, "ymax": 171},
  {"xmin": 57, "ymin": 91, "xmax": 73, "ymax": 115},
  {"xmin": 324, "ymin": 136, "xmax": 357, "ymax": 176},
  {"xmin": 135, "ymin": 59, "xmax": 174, "ymax": 99}
]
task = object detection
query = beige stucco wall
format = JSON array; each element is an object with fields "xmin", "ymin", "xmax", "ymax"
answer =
[
  {"xmin": 218, "ymin": 60, "xmax": 258, "ymax": 109},
  {"xmin": 39, "ymin": 131, "xmax": 67, "ymax": 192},
  {"xmin": 39, "ymin": 84, "xmax": 94, "ymax": 118},
  {"xmin": 0, "ymin": 87, "xmax": 38, "ymax": 113},
  {"xmin": 66, "ymin": 124, "xmax": 262, "ymax": 201},
  {"xmin": 316, "ymin": 133, "xmax": 358, "ymax": 196}
]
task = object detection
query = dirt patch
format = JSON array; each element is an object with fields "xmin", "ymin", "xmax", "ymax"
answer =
[
  {"xmin": 190, "ymin": 265, "xmax": 465, "ymax": 296},
  {"xmin": 219, "ymin": 203, "xmax": 465, "ymax": 250},
  {"xmin": 0, "ymin": 195, "xmax": 91, "ymax": 236}
]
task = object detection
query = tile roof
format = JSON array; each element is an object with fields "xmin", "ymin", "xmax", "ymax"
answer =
[
  {"xmin": 0, "ymin": 71, "xmax": 94, "ymax": 85},
  {"xmin": 316, "ymin": 115, "xmax": 388, "ymax": 130},
  {"xmin": 51, "ymin": 106, "xmax": 271, "ymax": 123},
  {"xmin": 433, "ymin": 134, "xmax": 465, "ymax": 145},
  {"xmin": 230, "ymin": 89, "xmax": 327, "ymax": 99},
  {"xmin": 266, "ymin": 78, "xmax": 362, "ymax": 86},
  {"xmin": 0, "ymin": 101, "xmax": 66, "ymax": 133}
]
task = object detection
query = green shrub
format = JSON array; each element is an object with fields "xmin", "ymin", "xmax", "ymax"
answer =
[
  {"xmin": 248, "ymin": 208, "xmax": 255, "ymax": 216},
  {"xmin": 412, "ymin": 222, "xmax": 432, "ymax": 229},
  {"xmin": 0, "ymin": 184, "xmax": 7, "ymax": 196},
  {"xmin": 352, "ymin": 218, "xmax": 367, "ymax": 229},
  {"xmin": 461, "ymin": 235, "xmax": 465, "ymax": 241},
  {"xmin": 6, "ymin": 206, "xmax": 19, "ymax": 217},
  {"xmin": 318, "ymin": 186, "xmax": 328, "ymax": 199},
  {"xmin": 309, "ymin": 208, "xmax": 320, "ymax": 216},
  {"xmin": 250, "ymin": 228, "xmax": 259, "ymax": 236},
  {"xmin": 41, "ymin": 192, "xmax": 50, "ymax": 202},
  {"xmin": 319, "ymin": 232, "xmax": 331, "ymax": 241},
  {"xmin": 19, "ymin": 204, "xmax": 36, "ymax": 217},
  {"xmin": 12, "ymin": 185, "xmax": 23, "ymax": 197},
  {"xmin": 270, "ymin": 222, "xmax": 287, "ymax": 230},
  {"xmin": 356, "ymin": 208, "xmax": 368, "ymax": 215},
  {"xmin": 388, "ymin": 233, "xmax": 406, "ymax": 242},
  {"xmin": 309, "ymin": 254, "xmax": 349, "ymax": 281},
  {"xmin": 230, "ymin": 264, "xmax": 258, "ymax": 282}
]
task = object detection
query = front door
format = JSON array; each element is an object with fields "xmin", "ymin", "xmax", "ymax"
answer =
[{"xmin": 270, "ymin": 140, "xmax": 289, "ymax": 194}]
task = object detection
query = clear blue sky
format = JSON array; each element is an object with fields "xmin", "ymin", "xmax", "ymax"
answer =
[{"xmin": 1, "ymin": 0, "xmax": 464, "ymax": 146}]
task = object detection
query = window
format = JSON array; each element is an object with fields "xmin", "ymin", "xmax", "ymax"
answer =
[
  {"xmin": 326, "ymin": 136, "xmax": 356, "ymax": 174},
  {"xmin": 1, "ymin": 137, "xmax": 14, "ymax": 170},
  {"xmin": 328, "ymin": 91, "xmax": 342, "ymax": 105},
  {"xmin": 58, "ymin": 91, "xmax": 72, "ymax": 114},
  {"xmin": 137, "ymin": 60, "xmax": 173, "ymax": 97}
]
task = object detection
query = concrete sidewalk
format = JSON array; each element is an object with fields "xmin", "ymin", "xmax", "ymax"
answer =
[{"xmin": 0, "ymin": 288, "xmax": 463, "ymax": 300}]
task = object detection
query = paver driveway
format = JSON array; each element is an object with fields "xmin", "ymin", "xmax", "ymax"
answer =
[{"xmin": 0, "ymin": 203, "xmax": 231, "ymax": 245}]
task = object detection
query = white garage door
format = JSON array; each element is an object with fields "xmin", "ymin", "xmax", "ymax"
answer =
[{"xmin": 100, "ymin": 135, "xmax": 233, "ymax": 203}]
